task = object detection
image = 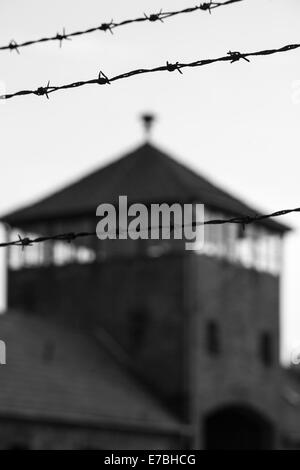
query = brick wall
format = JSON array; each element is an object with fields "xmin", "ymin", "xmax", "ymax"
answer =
[{"xmin": 186, "ymin": 254, "xmax": 281, "ymax": 448}]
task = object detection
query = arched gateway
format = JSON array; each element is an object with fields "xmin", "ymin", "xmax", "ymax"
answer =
[{"xmin": 204, "ymin": 405, "xmax": 274, "ymax": 450}]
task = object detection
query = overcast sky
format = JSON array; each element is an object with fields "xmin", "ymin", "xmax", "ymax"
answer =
[{"xmin": 0, "ymin": 0, "xmax": 299, "ymax": 361}]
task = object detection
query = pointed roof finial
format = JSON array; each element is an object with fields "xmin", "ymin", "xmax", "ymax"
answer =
[{"xmin": 141, "ymin": 113, "xmax": 156, "ymax": 142}]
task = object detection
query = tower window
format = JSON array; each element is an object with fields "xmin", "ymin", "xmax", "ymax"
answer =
[
  {"xmin": 259, "ymin": 332, "xmax": 273, "ymax": 367},
  {"xmin": 206, "ymin": 320, "xmax": 220, "ymax": 356}
]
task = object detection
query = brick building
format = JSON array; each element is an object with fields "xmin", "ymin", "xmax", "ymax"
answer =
[{"xmin": 0, "ymin": 138, "xmax": 297, "ymax": 449}]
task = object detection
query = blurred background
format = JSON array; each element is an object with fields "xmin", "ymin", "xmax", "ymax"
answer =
[
  {"xmin": 0, "ymin": 0, "xmax": 300, "ymax": 450},
  {"xmin": 1, "ymin": 0, "xmax": 300, "ymax": 361}
]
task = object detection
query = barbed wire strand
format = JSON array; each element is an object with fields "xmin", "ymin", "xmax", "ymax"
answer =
[
  {"xmin": 0, "ymin": 206, "xmax": 298, "ymax": 249},
  {"xmin": 0, "ymin": 42, "xmax": 299, "ymax": 101},
  {"xmin": 0, "ymin": 1, "xmax": 243, "ymax": 54}
]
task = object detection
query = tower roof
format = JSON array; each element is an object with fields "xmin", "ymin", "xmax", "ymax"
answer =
[{"xmin": 1, "ymin": 143, "xmax": 288, "ymax": 232}]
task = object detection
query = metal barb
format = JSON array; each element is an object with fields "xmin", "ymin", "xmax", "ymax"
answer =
[
  {"xmin": 60, "ymin": 233, "xmax": 76, "ymax": 244},
  {"xmin": 144, "ymin": 10, "xmax": 164, "ymax": 23},
  {"xmin": 166, "ymin": 61, "xmax": 183, "ymax": 74},
  {"xmin": 9, "ymin": 40, "xmax": 20, "ymax": 54},
  {"xmin": 199, "ymin": 2, "xmax": 214, "ymax": 14},
  {"xmin": 17, "ymin": 235, "xmax": 33, "ymax": 250},
  {"xmin": 99, "ymin": 21, "xmax": 114, "ymax": 34},
  {"xmin": 34, "ymin": 81, "xmax": 50, "ymax": 99},
  {"xmin": 56, "ymin": 28, "xmax": 71, "ymax": 48},
  {"xmin": 98, "ymin": 71, "xmax": 110, "ymax": 85},
  {"xmin": 228, "ymin": 50, "xmax": 250, "ymax": 63}
]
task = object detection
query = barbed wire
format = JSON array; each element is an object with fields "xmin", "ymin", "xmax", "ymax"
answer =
[
  {"xmin": 0, "ymin": 1, "xmax": 243, "ymax": 54},
  {"xmin": 0, "ymin": 42, "xmax": 299, "ymax": 101},
  {"xmin": 0, "ymin": 206, "xmax": 297, "ymax": 249}
]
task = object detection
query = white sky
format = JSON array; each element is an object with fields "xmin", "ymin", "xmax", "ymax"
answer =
[{"xmin": 0, "ymin": 0, "xmax": 299, "ymax": 361}]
